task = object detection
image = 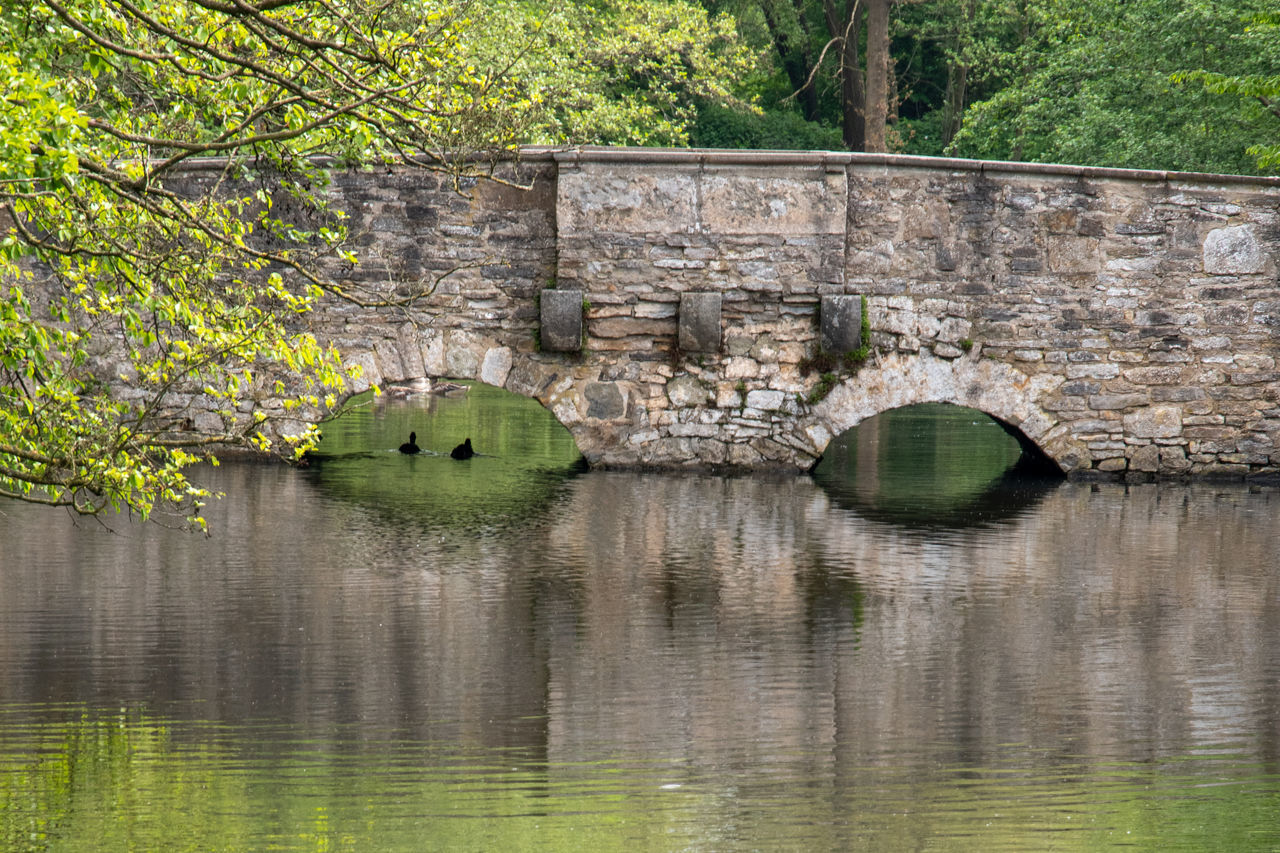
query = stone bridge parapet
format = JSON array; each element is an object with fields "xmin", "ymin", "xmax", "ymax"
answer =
[{"xmin": 154, "ymin": 149, "xmax": 1280, "ymax": 477}]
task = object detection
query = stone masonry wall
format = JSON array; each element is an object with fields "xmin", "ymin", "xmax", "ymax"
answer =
[
  {"xmin": 114, "ymin": 149, "xmax": 1280, "ymax": 477},
  {"xmin": 833, "ymin": 157, "xmax": 1280, "ymax": 477},
  {"xmin": 549, "ymin": 149, "xmax": 849, "ymax": 467},
  {"xmin": 538, "ymin": 149, "xmax": 1280, "ymax": 478}
]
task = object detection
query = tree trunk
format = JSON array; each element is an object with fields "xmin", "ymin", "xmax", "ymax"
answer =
[
  {"xmin": 942, "ymin": 63, "xmax": 968, "ymax": 146},
  {"xmin": 864, "ymin": 0, "xmax": 890, "ymax": 152},
  {"xmin": 941, "ymin": 0, "xmax": 975, "ymax": 147},
  {"xmin": 838, "ymin": 1, "xmax": 865, "ymax": 150}
]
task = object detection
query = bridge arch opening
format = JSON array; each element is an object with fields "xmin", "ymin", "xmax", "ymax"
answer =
[
  {"xmin": 811, "ymin": 402, "xmax": 1061, "ymax": 527},
  {"xmin": 306, "ymin": 379, "xmax": 585, "ymax": 527},
  {"xmin": 806, "ymin": 351, "xmax": 1070, "ymax": 477}
]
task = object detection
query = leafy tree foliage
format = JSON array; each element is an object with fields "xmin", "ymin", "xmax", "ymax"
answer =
[
  {"xmin": 947, "ymin": 0, "xmax": 1277, "ymax": 174},
  {"xmin": 689, "ymin": 101, "xmax": 843, "ymax": 149},
  {"xmin": 473, "ymin": 0, "xmax": 757, "ymax": 146},
  {"xmin": 707, "ymin": 0, "xmax": 895, "ymax": 151},
  {"xmin": 705, "ymin": 0, "xmax": 1276, "ymax": 172},
  {"xmin": 1176, "ymin": 10, "xmax": 1280, "ymax": 169},
  {"xmin": 891, "ymin": 0, "xmax": 1033, "ymax": 154},
  {"xmin": 0, "ymin": 0, "xmax": 528, "ymax": 527}
]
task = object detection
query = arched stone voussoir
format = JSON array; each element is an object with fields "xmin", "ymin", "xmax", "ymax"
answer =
[{"xmin": 808, "ymin": 350, "xmax": 1075, "ymax": 472}]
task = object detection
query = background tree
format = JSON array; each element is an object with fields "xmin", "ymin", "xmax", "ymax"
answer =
[
  {"xmin": 0, "ymin": 0, "xmax": 532, "ymax": 527},
  {"xmin": 469, "ymin": 0, "xmax": 758, "ymax": 147},
  {"xmin": 890, "ymin": 0, "xmax": 1032, "ymax": 154},
  {"xmin": 699, "ymin": 0, "xmax": 1012, "ymax": 153},
  {"xmin": 759, "ymin": 0, "xmax": 892, "ymax": 151},
  {"xmin": 1176, "ymin": 10, "xmax": 1280, "ymax": 170},
  {"xmin": 695, "ymin": 0, "xmax": 888, "ymax": 151},
  {"xmin": 947, "ymin": 0, "xmax": 1277, "ymax": 174},
  {"xmin": 698, "ymin": 0, "xmax": 1276, "ymax": 172}
]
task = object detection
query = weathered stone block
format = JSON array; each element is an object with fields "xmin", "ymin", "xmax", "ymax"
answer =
[
  {"xmin": 591, "ymin": 317, "xmax": 672, "ymax": 339},
  {"xmin": 1235, "ymin": 354, "xmax": 1277, "ymax": 370},
  {"xmin": 1129, "ymin": 443, "xmax": 1161, "ymax": 472},
  {"xmin": 724, "ymin": 357, "xmax": 759, "ymax": 379},
  {"xmin": 373, "ymin": 340, "xmax": 407, "ymax": 383},
  {"xmin": 667, "ymin": 375, "xmax": 710, "ymax": 407},
  {"xmin": 937, "ymin": 317, "xmax": 972, "ymax": 344},
  {"xmin": 749, "ymin": 335, "xmax": 780, "ymax": 362},
  {"xmin": 1124, "ymin": 406, "xmax": 1184, "ymax": 439},
  {"xmin": 746, "ymin": 389, "xmax": 786, "ymax": 411},
  {"xmin": 1204, "ymin": 224, "xmax": 1265, "ymax": 274},
  {"xmin": 480, "ymin": 347, "xmax": 513, "ymax": 387},
  {"xmin": 1066, "ymin": 363, "xmax": 1121, "ymax": 380},
  {"xmin": 1062, "ymin": 381, "xmax": 1102, "ymax": 396},
  {"xmin": 635, "ymin": 301, "xmax": 678, "ymax": 319},
  {"xmin": 445, "ymin": 342, "xmax": 480, "ymax": 379},
  {"xmin": 820, "ymin": 294, "xmax": 863, "ymax": 353},
  {"xmin": 1090, "ymin": 393, "xmax": 1149, "ymax": 411},
  {"xmin": 540, "ymin": 289, "xmax": 583, "ymax": 352},
  {"xmin": 584, "ymin": 382, "xmax": 626, "ymax": 419},
  {"xmin": 1160, "ymin": 445, "xmax": 1193, "ymax": 470},
  {"xmin": 1047, "ymin": 236, "xmax": 1101, "ymax": 273},
  {"xmin": 669, "ymin": 422, "xmax": 718, "ymax": 438},
  {"xmin": 701, "ymin": 169, "xmax": 846, "ymax": 236},
  {"xmin": 1124, "ymin": 366, "xmax": 1185, "ymax": 385},
  {"xmin": 396, "ymin": 324, "xmax": 427, "ymax": 377},
  {"xmin": 557, "ymin": 171, "xmax": 697, "ymax": 235},
  {"xmin": 679, "ymin": 292, "xmax": 722, "ymax": 352}
]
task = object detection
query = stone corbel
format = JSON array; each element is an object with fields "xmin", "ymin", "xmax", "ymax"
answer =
[
  {"xmin": 820, "ymin": 294, "xmax": 863, "ymax": 353},
  {"xmin": 540, "ymin": 289, "xmax": 584, "ymax": 352},
  {"xmin": 679, "ymin": 292, "xmax": 722, "ymax": 352}
]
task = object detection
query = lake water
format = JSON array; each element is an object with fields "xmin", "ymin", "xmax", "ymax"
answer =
[{"xmin": 1, "ymin": 385, "xmax": 1278, "ymax": 851}]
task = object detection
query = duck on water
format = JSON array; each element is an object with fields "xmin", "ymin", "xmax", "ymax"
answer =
[{"xmin": 399, "ymin": 433, "xmax": 472, "ymax": 457}]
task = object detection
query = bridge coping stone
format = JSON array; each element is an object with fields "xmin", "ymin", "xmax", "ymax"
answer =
[{"xmin": 545, "ymin": 145, "xmax": 1280, "ymax": 188}]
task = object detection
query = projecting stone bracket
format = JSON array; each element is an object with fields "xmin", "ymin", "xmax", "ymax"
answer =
[
  {"xmin": 679, "ymin": 292, "xmax": 722, "ymax": 352},
  {"xmin": 819, "ymin": 294, "xmax": 863, "ymax": 353},
  {"xmin": 540, "ymin": 288, "xmax": 584, "ymax": 352}
]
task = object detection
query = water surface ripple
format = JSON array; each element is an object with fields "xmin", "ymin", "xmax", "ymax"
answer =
[{"xmin": 0, "ymin": 392, "xmax": 1277, "ymax": 851}]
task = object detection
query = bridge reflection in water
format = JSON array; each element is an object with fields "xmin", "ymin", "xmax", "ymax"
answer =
[
  {"xmin": 2, "ymin": 386, "xmax": 1278, "ymax": 851},
  {"xmin": 812, "ymin": 403, "xmax": 1063, "ymax": 528},
  {"xmin": 310, "ymin": 388, "xmax": 1065, "ymax": 531}
]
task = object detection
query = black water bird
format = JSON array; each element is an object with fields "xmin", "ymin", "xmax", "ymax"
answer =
[
  {"xmin": 399, "ymin": 432, "xmax": 421, "ymax": 454},
  {"xmin": 450, "ymin": 438, "xmax": 474, "ymax": 460}
]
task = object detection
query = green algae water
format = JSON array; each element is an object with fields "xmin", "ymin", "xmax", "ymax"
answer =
[
  {"xmin": 811, "ymin": 402, "xmax": 1061, "ymax": 527},
  {"xmin": 2, "ymin": 390, "xmax": 1279, "ymax": 851},
  {"xmin": 306, "ymin": 382, "xmax": 586, "ymax": 529}
]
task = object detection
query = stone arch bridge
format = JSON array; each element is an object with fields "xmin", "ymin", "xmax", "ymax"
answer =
[{"xmin": 272, "ymin": 147, "xmax": 1280, "ymax": 478}]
